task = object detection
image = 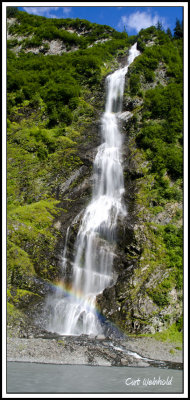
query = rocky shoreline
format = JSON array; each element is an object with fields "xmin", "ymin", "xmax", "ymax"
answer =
[{"xmin": 7, "ymin": 334, "xmax": 183, "ymax": 369}]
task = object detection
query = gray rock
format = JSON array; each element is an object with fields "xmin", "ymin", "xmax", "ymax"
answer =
[
  {"xmin": 96, "ymin": 334, "xmax": 106, "ymax": 340},
  {"xmin": 117, "ymin": 111, "xmax": 133, "ymax": 121}
]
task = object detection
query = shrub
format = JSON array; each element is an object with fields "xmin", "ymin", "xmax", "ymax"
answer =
[
  {"xmin": 129, "ymin": 73, "xmax": 140, "ymax": 95},
  {"xmin": 144, "ymin": 69, "xmax": 155, "ymax": 82}
]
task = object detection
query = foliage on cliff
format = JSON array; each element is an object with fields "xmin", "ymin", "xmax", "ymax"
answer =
[{"xmin": 118, "ymin": 25, "xmax": 183, "ymax": 335}]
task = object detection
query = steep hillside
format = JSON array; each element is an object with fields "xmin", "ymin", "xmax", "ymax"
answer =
[
  {"xmin": 7, "ymin": 10, "xmax": 131, "ymax": 334},
  {"xmin": 97, "ymin": 26, "xmax": 183, "ymax": 336},
  {"xmin": 7, "ymin": 11, "xmax": 183, "ymax": 341}
]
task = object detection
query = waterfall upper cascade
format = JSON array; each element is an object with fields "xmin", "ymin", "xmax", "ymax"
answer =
[{"xmin": 47, "ymin": 43, "xmax": 140, "ymax": 335}]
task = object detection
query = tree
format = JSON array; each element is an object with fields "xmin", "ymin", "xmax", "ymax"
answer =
[
  {"xmin": 174, "ymin": 19, "xmax": 183, "ymax": 39},
  {"xmin": 156, "ymin": 20, "xmax": 163, "ymax": 31},
  {"xmin": 166, "ymin": 28, "xmax": 172, "ymax": 39},
  {"xmin": 6, "ymin": 6, "xmax": 18, "ymax": 18}
]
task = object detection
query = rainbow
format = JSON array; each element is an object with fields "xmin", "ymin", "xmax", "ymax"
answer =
[
  {"xmin": 48, "ymin": 278, "xmax": 103, "ymax": 314},
  {"xmin": 46, "ymin": 278, "xmax": 125, "ymax": 337}
]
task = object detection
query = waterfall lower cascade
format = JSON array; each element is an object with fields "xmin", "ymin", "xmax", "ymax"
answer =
[{"xmin": 47, "ymin": 43, "xmax": 140, "ymax": 336}]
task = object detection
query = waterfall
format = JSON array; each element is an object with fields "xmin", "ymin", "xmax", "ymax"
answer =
[{"xmin": 46, "ymin": 43, "xmax": 140, "ymax": 336}]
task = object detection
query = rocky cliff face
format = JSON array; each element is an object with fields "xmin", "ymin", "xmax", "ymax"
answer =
[
  {"xmin": 36, "ymin": 45, "xmax": 182, "ymax": 336},
  {"xmin": 96, "ymin": 38, "xmax": 183, "ymax": 335},
  {"xmin": 7, "ymin": 16, "xmax": 183, "ymax": 338}
]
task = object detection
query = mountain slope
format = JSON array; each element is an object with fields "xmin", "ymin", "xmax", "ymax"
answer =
[
  {"xmin": 7, "ymin": 12, "xmax": 183, "ymax": 341},
  {"xmin": 97, "ymin": 26, "xmax": 183, "ymax": 336}
]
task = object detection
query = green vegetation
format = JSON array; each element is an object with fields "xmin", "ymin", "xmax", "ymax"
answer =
[
  {"xmin": 174, "ymin": 19, "xmax": 183, "ymax": 39},
  {"xmin": 138, "ymin": 83, "xmax": 183, "ymax": 180},
  {"xmin": 7, "ymin": 11, "xmax": 130, "ymax": 314},
  {"xmin": 6, "ymin": 6, "xmax": 19, "ymax": 18},
  {"xmin": 7, "ymin": 12, "xmax": 183, "ymax": 337},
  {"xmin": 7, "ymin": 12, "xmax": 129, "ymax": 128},
  {"xmin": 57, "ymin": 339, "xmax": 65, "ymax": 346},
  {"xmin": 123, "ymin": 26, "xmax": 183, "ymax": 335},
  {"xmin": 145, "ymin": 323, "xmax": 183, "ymax": 343},
  {"xmin": 8, "ymin": 11, "xmax": 127, "ymax": 50},
  {"xmin": 126, "ymin": 321, "xmax": 182, "ymax": 344},
  {"xmin": 7, "ymin": 301, "xmax": 26, "ymax": 325},
  {"xmin": 128, "ymin": 27, "xmax": 183, "ymax": 200},
  {"xmin": 135, "ymin": 29, "xmax": 183, "ymax": 263},
  {"xmin": 7, "ymin": 199, "xmax": 62, "ymax": 286}
]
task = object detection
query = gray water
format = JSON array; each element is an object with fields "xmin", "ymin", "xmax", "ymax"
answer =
[{"xmin": 7, "ymin": 362, "xmax": 183, "ymax": 394}]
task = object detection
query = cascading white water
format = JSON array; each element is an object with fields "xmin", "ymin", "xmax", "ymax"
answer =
[{"xmin": 47, "ymin": 43, "xmax": 140, "ymax": 336}]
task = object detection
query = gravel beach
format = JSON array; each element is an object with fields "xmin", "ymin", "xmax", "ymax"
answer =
[{"xmin": 7, "ymin": 334, "xmax": 183, "ymax": 367}]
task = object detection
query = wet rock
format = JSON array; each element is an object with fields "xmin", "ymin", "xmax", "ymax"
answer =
[
  {"xmin": 120, "ymin": 357, "xmax": 128, "ymax": 366},
  {"xmin": 117, "ymin": 111, "xmax": 133, "ymax": 121},
  {"xmin": 96, "ymin": 334, "xmax": 106, "ymax": 340}
]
